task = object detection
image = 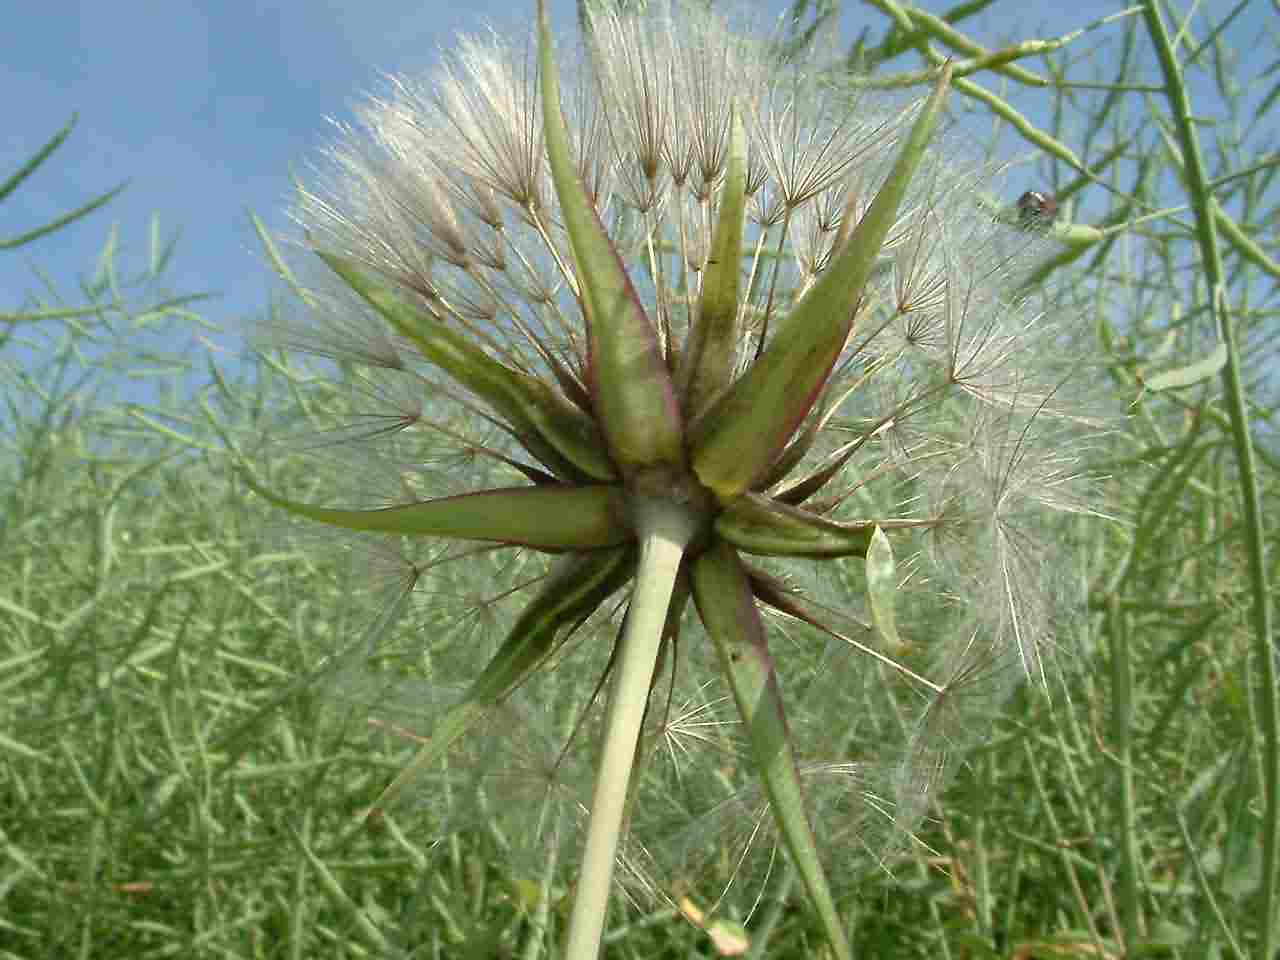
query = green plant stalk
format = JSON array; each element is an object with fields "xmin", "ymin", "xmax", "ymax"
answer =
[
  {"xmin": 861, "ymin": 0, "xmax": 1045, "ymax": 86},
  {"xmin": 1107, "ymin": 596, "xmax": 1141, "ymax": 947},
  {"xmin": 521, "ymin": 818, "xmax": 561, "ymax": 960},
  {"xmin": 972, "ymin": 754, "xmax": 993, "ymax": 936},
  {"xmin": 1139, "ymin": 4, "xmax": 1277, "ymax": 956},
  {"xmin": 743, "ymin": 862, "xmax": 796, "ymax": 960},
  {"xmin": 1022, "ymin": 739, "xmax": 1107, "ymax": 952},
  {"xmin": 563, "ymin": 496, "xmax": 696, "ymax": 960}
]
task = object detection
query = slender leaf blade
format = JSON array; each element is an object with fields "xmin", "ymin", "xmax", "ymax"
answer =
[
  {"xmin": 690, "ymin": 63, "xmax": 953, "ymax": 498},
  {"xmin": 320, "ymin": 252, "xmax": 616, "ymax": 482},
  {"xmin": 243, "ymin": 475, "xmax": 632, "ymax": 551},
  {"xmin": 690, "ymin": 541, "xmax": 852, "ymax": 960},
  {"xmin": 371, "ymin": 546, "xmax": 636, "ymax": 810},
  {"xmin": 538, "ymin": 0, "xmax": 684, "ymax": 472}
]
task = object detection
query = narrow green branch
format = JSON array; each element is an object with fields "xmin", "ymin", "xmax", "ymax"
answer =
[
  {"xmin": 859, "ymin": 0, "xmax": 1280, "ymax": 283},
  {"xmin": 1107, "ymin": 597, "xmax": 1141, "ymax": 947},
  {"xmin": 1139, "ymin": 4, "xmax": 1277, "ymax": 957},
  {"xmin": 862, "ymin": 0, "xmax": 1044, "ymax": 85}
]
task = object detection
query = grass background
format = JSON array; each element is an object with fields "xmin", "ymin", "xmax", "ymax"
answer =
[{"xmin": 2, "ymin": 1, "xmax": 1276, "ymax": 956}]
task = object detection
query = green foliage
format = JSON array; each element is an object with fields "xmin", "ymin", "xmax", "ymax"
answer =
[
  {"xmin": 0, "ymin": 115, "xmax": 126, "ymax": 255},
  {"xmin": 3, "ymin": 1, "xmax": 1277, "ymax": 957}
]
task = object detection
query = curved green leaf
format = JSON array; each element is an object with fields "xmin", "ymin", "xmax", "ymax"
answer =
[
  {"xmin": 0, "ymin": 114, "xmax": 80, "ymax": 203},
  {"xmin": 538, "ymin": 0, "xmax": 684, "ymax": 473},
  {"xmin": 320, "ymin": 253, "xmax": 616, "ymax": 483},
  {"xmin": 244, "ymin": 475, "xmax": 632, "ymax": 551},
  {"xmin": 679, "ymin": 105, "xmax": 748, "ymax": 418},
  {"xmin": 774, "ymin": 438, "xmax": 864, "ymax": 505},
  {"xmin": 1, "ymin": 115, "xmax": 127, "ymax": 250},
  {"xmin": 690, "ymin": 541, "xmax": 852, "ymax": 960},
  {"xmin": 716, "ymin": 493, "xmax": 880, "ymax": 557}
]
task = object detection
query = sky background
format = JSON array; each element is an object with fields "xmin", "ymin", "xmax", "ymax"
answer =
[{"xmin": 3, "ymin": 1, "xmax": 1275, "ymax": 379}]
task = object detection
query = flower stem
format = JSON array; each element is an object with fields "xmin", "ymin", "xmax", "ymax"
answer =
[
  {"xmin": 564, "ymin": 495, "xmax": 696, "ymax": 960},
  {"xmin": 1140, "ymin": 4, "xmax": 1277, "ymax": 956}
]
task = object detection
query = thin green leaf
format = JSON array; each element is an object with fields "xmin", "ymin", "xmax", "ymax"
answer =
[
  {"xmin": 0, "ymin": 181, "xmax": 127, "ymax": 251},
  {"xmin": 775, "ymin": 434, "xmax": 870, "ymax": 505},
  {"xmin": 716, "ymin": 492, "xmax": 923, "ymax": 557},
  {"xmin": 320, "ymin": 252, "xmax": 616, "ymax": 482},
  {"xmin": 372, "ymin": 545, "xmax": 635, "ymax": 811},
  {"xmin": 242, "ymin": 474, "xmax": 632, "ymax": 551},
  {"xmin": 690, "ymin": 63, "xmax": 953, "ymax": 499},
  {"xmin": 538, "ymin": 0, "xmax": 684, "ymax": 472},
  {"xmin": 690, "ymin": 541, "xmax": 852, "ymax": 960},
  {"xmin": 252, "ymin": 211, "xmax": 316, "ymax": 307},
  {"xmin": 0, "ymin": 113, "xmax": 76, "ymax": 203}
]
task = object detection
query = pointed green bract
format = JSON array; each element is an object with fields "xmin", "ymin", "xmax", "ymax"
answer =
[
  {"xmin": 537, "ymin": 0, "xmax": 684, "ymax": 473},
  {"xmin": 689, "ymin": 63, "xmax": 954, "ymax": 499},
  {"xmin": 775, "ymin": 439, "xmax": 864, "ymax": 505},
  {"xmin": 752, "ymin": 412, "xmax": 824, "ymax": 493},
  {"xmin": 244, "ymin": 475, "xmax": 631, "ymax": 551},
  {"xmin": 320, "ymin": 253, "xmax": 616, "ymax": 483},
  {"xmin": 715, "ymin": 493, "xmax": 877, "ymax": 557},
  {"xmin": 744, "ymin": 564, "xmax": 833, "ymax": 631},
  {"xmin": 757, "ymin": 371, "xmax": 877, "ymax": 495},
  {"xmin": 866, "ymin": 525, "xmax": 904, "ymax": 650},
  {"xmin": 690, "ymin": 541, "xmax": 853, "ymax": 960},
  {"xmin": 371, "ymin": 546, "xmax": 636, "ymax": 811},
  {"xmin": 679, "ymin": 106, "xmax": 748, "ymax": 418},
  {"xmin": 458, "ymin": 543, "xmax": 637, "ymax": 705}
]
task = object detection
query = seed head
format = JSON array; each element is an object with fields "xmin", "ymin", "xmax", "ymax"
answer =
[{"xmin": 248, "ymin": 0, "xmax": 1112, "ymax": 933}]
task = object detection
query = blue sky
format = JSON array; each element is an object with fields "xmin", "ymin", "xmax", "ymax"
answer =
[
  {"xmin": 3, "ymin": 1, "xmax": 1274, "ymax": 360},
  {"xmin": 2, "ymin": 0, "xmax": 585, "ymax": 329}
]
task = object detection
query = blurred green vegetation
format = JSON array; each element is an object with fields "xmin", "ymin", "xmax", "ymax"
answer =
[{"xmin": 2, "ymin": 2, "xmax": 1276, "ymax": 957}]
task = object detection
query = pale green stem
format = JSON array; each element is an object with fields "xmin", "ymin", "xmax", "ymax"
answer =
[
  {"xmin": 743, "ymin": 862, "xmax": 796, "ymax": 960},
  {"xmin": 1107, "ymin": 595, "xmax": 1141, "ymax": 948},
  {"xmin": 520, "ymin": 807, "xmax": 560, "ymax": 960},
  {"xmin": 1140, "ymin": 4, "xmax": 1277, "ymax": 956},
  {"xmin": 563, "ymin": 496, "xmax": 696, "ymax": 960}
]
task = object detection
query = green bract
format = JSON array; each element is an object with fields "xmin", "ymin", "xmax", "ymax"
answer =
[{"xmin": 250, "ymin": 2, "xmax": 1105, "ymax": 956}]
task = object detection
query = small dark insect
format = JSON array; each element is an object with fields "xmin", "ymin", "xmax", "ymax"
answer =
[{"xmin": 1016, "ymin": 190, "xmax": 1059, "ymax": 227}]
